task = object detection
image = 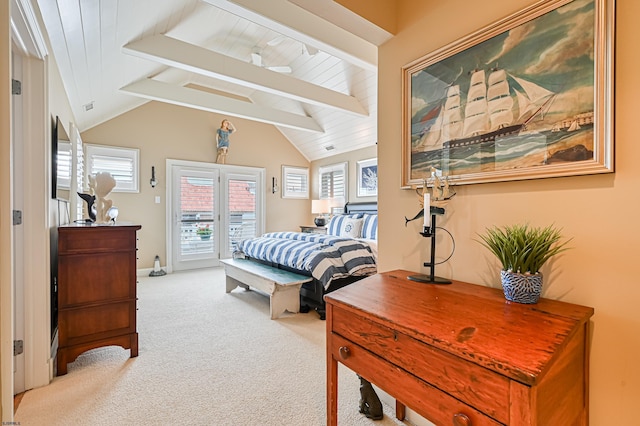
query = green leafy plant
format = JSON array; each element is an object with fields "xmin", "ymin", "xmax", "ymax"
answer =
[
  {"xmin": 196, "ymin": 226, "xmax": 212, "ymax": 236},
  {"xmin": 477, "ymin": 224, "xmax": 571, "ymax": 274}
]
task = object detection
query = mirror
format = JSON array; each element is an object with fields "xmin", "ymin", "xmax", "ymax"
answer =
[{"xmin": 52, "ymin": 116, "xmax": 71, "ymax": 201}]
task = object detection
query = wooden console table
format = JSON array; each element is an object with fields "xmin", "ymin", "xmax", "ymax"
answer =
[{"xmin": 325, "ymin": 270, "xmax": 593, "ymax": 425}]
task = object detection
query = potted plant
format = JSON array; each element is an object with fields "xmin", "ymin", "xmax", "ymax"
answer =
[
  {"xmin": 477, "ymin": 223, "xmax": 571, "ymax": 304},
  {"xmin": 196, "ymin": 225, "xmax": 212, "ymax": 241}
]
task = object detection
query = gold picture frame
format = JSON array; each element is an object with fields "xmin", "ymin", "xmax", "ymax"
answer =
[{"xmin": 401, "ymin": 0, "xmax": 614, "ymax": 188}]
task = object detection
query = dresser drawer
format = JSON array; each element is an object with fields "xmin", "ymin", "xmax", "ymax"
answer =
[
  {"xmin": 332, "ymin": 306, "xmax": 509, "ymax": 423},
  {"xmin": 58, "ymin": 301, "xmax": 136, "ymax": 346},
  {"xmin": 58, "ymin": 251, "xmax": 136, "ymax": 307},
  {"xmin": 330, "ymin": 333, "xmax": 501, "ymax": 426},
  {"xmin": 59, "ymin": 227, "xmax": 137, "ymax": 254}
]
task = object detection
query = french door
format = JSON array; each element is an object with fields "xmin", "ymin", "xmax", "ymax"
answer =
[
  {"xmin": 171, "ymin": 166, "xmax": 220, "ymax": 271},
  {"xmin": 168, "ymin": 160, "xmax": 264, "ymax": 272}
]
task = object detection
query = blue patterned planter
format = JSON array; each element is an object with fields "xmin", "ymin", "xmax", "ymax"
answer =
[{"xmin": 500, "ymin": 270, "xmax": 543, "ymax": 304}]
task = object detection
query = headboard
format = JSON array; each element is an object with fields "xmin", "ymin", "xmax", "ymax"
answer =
[{"xmin": 344, "ymin": 202, "xmax": 377, "ymax": 215}]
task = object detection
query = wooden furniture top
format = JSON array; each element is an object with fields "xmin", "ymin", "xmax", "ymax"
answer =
[
  {"xmin": 324, "ymin": 269, "xmax": 594, "ymax": 386},
  {"xmin": 59, "ymin": 222, "xmax": 141, "ymax": 229},
  {"xmin": 58, "ymin": 223, "xmax": 141, "ymax": 254}
]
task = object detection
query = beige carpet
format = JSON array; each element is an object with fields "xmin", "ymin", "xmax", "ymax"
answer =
[{"xmin": 15, "ymin": 268, "xmax": 408, "ymax": 425}]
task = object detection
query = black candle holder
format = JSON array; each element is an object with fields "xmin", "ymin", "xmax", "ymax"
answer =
[{"xmin": 408, "ymin": 207, "xmax": 452, "ymax": 284}]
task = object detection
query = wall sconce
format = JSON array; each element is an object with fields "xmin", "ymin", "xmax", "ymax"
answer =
[
  {"xmin": 150, "ymin": 166, "xmax": 157, "ymax": 188},
  {"xmin": 271, "ymin": 177, "xmax": 278, "ymax": 194}
]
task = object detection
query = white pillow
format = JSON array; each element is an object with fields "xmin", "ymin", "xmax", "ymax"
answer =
[{"xmin": 339, "ymin": 217, "xmax": 363, "ymax": 238}]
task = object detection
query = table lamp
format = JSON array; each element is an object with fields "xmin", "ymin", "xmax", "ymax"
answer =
[{"xmin": 311, "ymin": 199, "xmax": 330, "ymax": 227}]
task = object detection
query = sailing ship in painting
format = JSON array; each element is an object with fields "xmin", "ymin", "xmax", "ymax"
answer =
[
  {"xmin": 411, "ymin": 65, "xmax": 594, "ymax": 177},
  {"xmin": 413, "ymin": 67, "xmax": 562, "ymax": 152}
]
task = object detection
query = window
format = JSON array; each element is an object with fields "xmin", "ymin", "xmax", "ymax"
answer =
[
  {"xmin": 74, "ymin": 131, "xmax": 84, "ymax": 221},
  {"xmin": 56, "ymin": 141, "xmax": 72, "ymax": 189},
  {"xmin": 282, "ymin": 165, "xmax": 309, "ymax": 199},
  {"xmin": 85, "ymin": 144, "xmax": 139, "ymax": 192},
  {"xmin": 319, "ymin": 162, "xmax": 347, "ymax": 201}
]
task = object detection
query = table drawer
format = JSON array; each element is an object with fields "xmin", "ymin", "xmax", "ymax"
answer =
[
  {"xmin": 330, "ymin": 333, "xmax": 502, "ymax": 426},
  {"xmin": 332, "ymin": 307, "xmax": 509, "ymax": 423}
]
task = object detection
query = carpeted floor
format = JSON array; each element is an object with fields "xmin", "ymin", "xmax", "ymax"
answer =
[{"xmin": 15, "ymin": 267, "xmax": 409, "ymax": 425}]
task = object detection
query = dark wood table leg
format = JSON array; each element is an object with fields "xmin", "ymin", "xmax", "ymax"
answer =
[{"xmin": 396, "ymin": 400, "xmax": 406, "ymax": 420}]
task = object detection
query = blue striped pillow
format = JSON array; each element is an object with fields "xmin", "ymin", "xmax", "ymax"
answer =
[{"xmin": 361, "ymin": 214, "xmax": 378, "ymax": 240}]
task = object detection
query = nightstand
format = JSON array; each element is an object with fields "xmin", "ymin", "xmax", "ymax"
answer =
[{"xmin": 299, "ymin": 225, "xmax": 327, "ymax": 234}]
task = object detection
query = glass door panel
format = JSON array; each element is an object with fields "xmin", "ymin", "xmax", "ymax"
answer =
[
  {"xmin": 172, "ymin": 166, "xmax": 219, "ymax": 270},
  {"xmin": 224, "ymin": 175, "xmax": 258, "ymax": 257}
]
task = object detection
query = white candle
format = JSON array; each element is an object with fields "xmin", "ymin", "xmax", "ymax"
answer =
[{"xmin": 423, "ymin": 191, "xmax": 431, "ymax": 228}]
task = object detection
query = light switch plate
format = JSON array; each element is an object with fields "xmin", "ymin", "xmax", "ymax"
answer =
[{"xmin": 155, "ymin": 196, "xmax": 161, "ymax": 204}]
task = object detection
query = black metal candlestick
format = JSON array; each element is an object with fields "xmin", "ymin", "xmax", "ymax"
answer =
[{"xmin": 408, "ymin": 208, "xmax": 452, "ymax": 284}]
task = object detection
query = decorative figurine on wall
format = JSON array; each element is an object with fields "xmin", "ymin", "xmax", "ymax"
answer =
[
  {"xmin": 90, "ymin": 172, "xmax": 117, "ymax": 224},
  {"xmin": 215, "ymin": 119, "xmax": 236, "ymax": 164}
]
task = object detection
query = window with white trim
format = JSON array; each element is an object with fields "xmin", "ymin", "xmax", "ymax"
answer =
[
  {"xmin": 73, "ymin": 131, "xmax": 84, "ymax": 221},
  {"xmin": 282, "ymin": 165, "xmax": 309, "ymax": 199},
  {"xmin": 319, "ymin": 162, "xmax": 347, "ymax": 201},
  {"xmin": 85, "ymin": 144, "xmax": 140, "ymax": 193},
  {"xmin": 56, "ymin": 140, "xmax": 72, "ymax": 189}
]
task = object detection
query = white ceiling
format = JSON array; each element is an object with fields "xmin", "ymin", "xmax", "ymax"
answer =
[{"xmin": 35, "ymin": 0, "xmax": 392, "ymax": 161}]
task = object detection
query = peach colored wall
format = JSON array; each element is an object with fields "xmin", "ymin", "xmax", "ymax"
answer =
[
  {"xmin": 378, "ymin": 0, "xmax": 638, "ymax": 424},
  {"xmin": 335, "ymin": 0, "xmax": 397, "ymax": 34},
  {"xmin": 81, "ymin": 101, "xmax": 310, "ymax": 268}
]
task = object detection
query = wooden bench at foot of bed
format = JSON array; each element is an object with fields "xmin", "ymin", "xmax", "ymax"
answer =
[{"xmin": 221, "ymin": 258, "xmax": 313, "ymax": 319}]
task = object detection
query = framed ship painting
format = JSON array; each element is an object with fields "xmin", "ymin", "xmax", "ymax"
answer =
[{"xmin": 401, "ymin": 0, "xmax": 614, "ymax": 188}]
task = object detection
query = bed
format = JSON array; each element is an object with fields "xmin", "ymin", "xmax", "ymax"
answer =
[{"xmin": 234, "ymin": 202, "xmax": 378, "ymax": 319}]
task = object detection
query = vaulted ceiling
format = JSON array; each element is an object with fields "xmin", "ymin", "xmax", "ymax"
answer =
[{"xmin": 36, "ymin": 0, "xmax": 392, "ymax": 161}]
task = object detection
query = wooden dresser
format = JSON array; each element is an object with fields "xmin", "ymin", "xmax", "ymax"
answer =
[
  {"xmin": 325, "ymin": 270, "xmax": 594, "ymax": 425},
  {"xmin": 57, "ymin": 223, "xmax": 141, "ymax": 375}
]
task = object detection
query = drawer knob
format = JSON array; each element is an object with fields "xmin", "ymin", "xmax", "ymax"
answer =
[
  {"xmin": 453, "ymin": 413, "xmax": 471, "ymax": 426},
  {"xmin": 338, "ymin": 346, "xmax": 350, "ymax": 360}
]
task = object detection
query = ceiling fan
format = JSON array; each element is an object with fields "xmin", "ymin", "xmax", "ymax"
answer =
[
  {"xmin": 250, "ymin": 49, "xmax": 292, "ymax": 73},
  {"xmin": 267, "ymin": 35, "xmax": 319, "ymax": 57}
]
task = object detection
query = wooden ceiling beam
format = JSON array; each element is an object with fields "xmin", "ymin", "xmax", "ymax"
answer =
[
  {"xmin": 119, "ymin": 78, "xmax": 324, "ymax": 133},
  {"xmin": 122, "ymin": 34, "xmax": 367, "ymax": 117}
]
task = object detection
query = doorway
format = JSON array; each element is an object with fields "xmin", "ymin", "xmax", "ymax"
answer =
[
  {"xmin": 11, "ymin": 41, "xmax": 25, "ymax": 396},
  {"xmin": 167, "ymin": 160, "xmax": 264, "ymax": 272}
]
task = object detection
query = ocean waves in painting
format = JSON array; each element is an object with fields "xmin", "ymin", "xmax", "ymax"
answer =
[{"xmin": 411, "ymin": 126, "xmax": 593, "ymax": 179}]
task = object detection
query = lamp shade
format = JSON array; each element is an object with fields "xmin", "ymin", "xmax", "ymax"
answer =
[{"xmin": 311, "ymin": 199, "xmax": 330, "ymax": 214}]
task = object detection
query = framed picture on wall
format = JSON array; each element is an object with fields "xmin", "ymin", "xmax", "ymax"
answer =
[
  {"xmin": 401, "ymin": 0, "xmax": 615, "ymax": 188},
  {"xmin": 356, "ymin": 158, "xmax": 378, "ymax": 197}
]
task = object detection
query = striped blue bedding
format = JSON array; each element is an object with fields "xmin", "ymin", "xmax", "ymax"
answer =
[{"xmin": 236, "ymin": 232, "xmax": 377, "ymax": 289}]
